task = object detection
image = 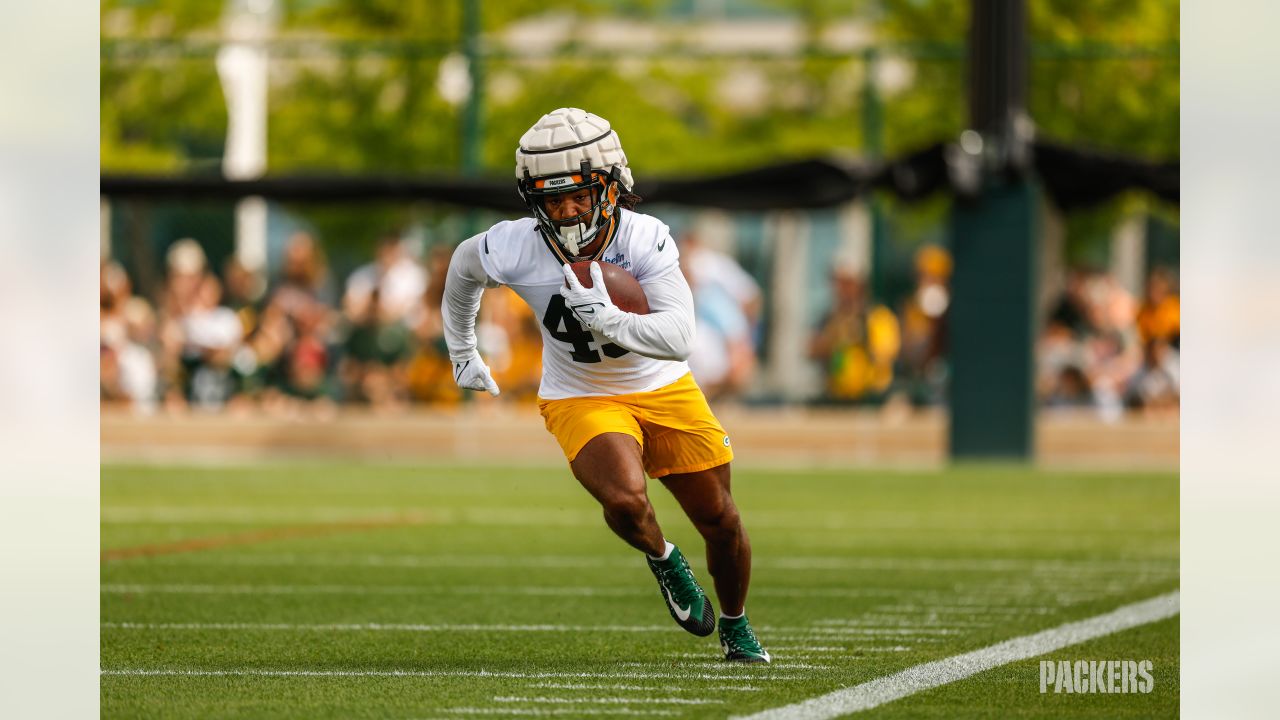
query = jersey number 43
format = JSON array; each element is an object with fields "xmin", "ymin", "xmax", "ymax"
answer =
[{"xmin": 542, "ymin": 295, "xmax": 629, "ymax": 363}]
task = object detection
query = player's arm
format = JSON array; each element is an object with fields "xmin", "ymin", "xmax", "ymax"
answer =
[
  {"xmin": 441, "ymin": 234, "xmax": 502, "ymax": 395},
  {"xmin": 563, "ymin": 263, "xmax": 695, "ymax": 362}
]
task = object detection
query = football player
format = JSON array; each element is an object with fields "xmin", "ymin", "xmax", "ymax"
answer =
[{"xmin": 442, "ymin": 108, "xmax": 769, "ymax": 663}]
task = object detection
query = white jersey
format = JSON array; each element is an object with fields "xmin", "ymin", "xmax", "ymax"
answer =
[{"xmin": 477, "ymin": 210, "xmax": 690, "ymax": 399}]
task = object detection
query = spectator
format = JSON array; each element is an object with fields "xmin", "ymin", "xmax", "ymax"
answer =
[
  {"xmin": 480, "ymin": 286, "xmax": 544, "ymax": 403},
  {"xmin": 1136, "ymin": 267, "xmax": 1179, "ymax": 348},
  {"xmin": 810, "ymin": 261, "xmax": 900, "ymax": 403},
  {"xmin": 115, "ymin": 296, "xmax": 160, "ymax": 412},
  {"xmin": 1125, "ymin": 338, "xmax": 1180, "ymax": 413},
  {"xmin": 680, "ymin": 244, "xmax": 756, "ymax": 401},
  {"xmin": 1036, "ymin": 266, "xmax": 1171, "ymax": 418},
  {"xmin": 156, "ymin": 238, "xmax": 211, "ymax": 411},
  {"xmin": 273, "ymin": 231, "xmax": 336, "ymax": 314},
  {"xmin": 222, "ymin": 256, "xmax": 264, "ymax": 341},
  {"xmin": 407, "ymin": 244, "xmax": 464, "ymax": 405},
  {"xmin": 180, "ymin": 275, "xmax": 244, "ymax": 410},
  {"xmin": 896, "ymin": 244, "xmax": 951, "ymax": 406},
  {"xmin": 680, "ymin": 232, "xmax": 763, "ymax": 342},
  {"xmin": 344, "ymin": 232, "xmax": 427, "ymax": 324}
]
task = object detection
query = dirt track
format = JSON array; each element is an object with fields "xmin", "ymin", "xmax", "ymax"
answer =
[{"xmin": 102, "ymin": 406, "xmax": 1177, "ymax": 470}]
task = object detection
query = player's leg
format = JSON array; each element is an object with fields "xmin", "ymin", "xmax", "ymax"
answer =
[
  {"xmin": 570, "ymin": 432, "xmax": 716, "ymax": 637},
  {"xmin": 569, "ymin": 432, "xmax": 664, "ymax": 556},
  {"xmin": 658, "ymin": 465, "xmax": 768, "ymax": 662},
  {"xmin": 657, "ymin": 462, "xmax": 750, "ymax": 615}
]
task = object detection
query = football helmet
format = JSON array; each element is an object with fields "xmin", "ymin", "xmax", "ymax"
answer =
[{"xmin": 516, "ymin": 108, "xmax": 634, "ymax": 258}]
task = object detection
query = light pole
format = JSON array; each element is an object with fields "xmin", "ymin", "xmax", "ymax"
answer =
[{"xmin": 218, "ymin": 0, "xmax": 279, "ymax": 278}]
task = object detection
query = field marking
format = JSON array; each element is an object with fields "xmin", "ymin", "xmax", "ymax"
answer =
[
  {"xmin": 100, "ymin": 583, "xmax": 638, "ymax": 598},
  {"xmin": 102, "ymin": 621, "xmax": 956, "ymax": 638},
  {"xmin": 442, "ymin": 709, "xmax": 675, "ymax": 716},
  {"xmin": 108, "ymin": 550, "xmax": 1178, "ymax": 574},
  {"xmin": 102, "ymin": 621, "xmax": 675, "ymax": 633},
  {"xmin": 494, "ymin": 696, "xmax": 720, "ymax": 706},
  {"xmin": 100, "ymin": 668, "xmax": 794, "ymax": 682},
  {"xmin": 528, "ymin": 682, "xmax": 761, "ymax": 692},
  {"xmin": 731, "ymin": 590, "xmax": 1180, "ymax": 720},
  {"xmin": 98, "ymin": 581, "xmax": 1054, "ymax": 603},
  {"xmin": 621, "ymin": 661, "xmax": 832, "ymax": 671},
  {"xmin": 98, "ymin": 579, "xmax": 1142, "ymax": 605},
  {"xmin": 101, "ymin": 506, "xmax": 599, "ymax": 528},
  {"xmin": 101, "ymin": 506, "xmax": 1174, "ymax": 536}
]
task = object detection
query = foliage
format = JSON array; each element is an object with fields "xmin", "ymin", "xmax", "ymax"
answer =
[{"xmin": 100, "ymin": 1, "xmax": 1178, "ymax": 251}]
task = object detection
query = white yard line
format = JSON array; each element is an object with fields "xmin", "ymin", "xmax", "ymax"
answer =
[
  {"xmin": 102, "ymin": 622, "xmax": 674, "ymax": 633},
  {"xmin": 621, "ymin": 661, "xmax": 832, "ymax": 671},
  {"xmin": 107, "ymin": 550, "xmax": 1176, "ymax": 574},
  {"xmin": 442, "ymin": 709, "xmax": 675, "ymax": 716},
  {"xmin": 527, "ymin": 682, "xmax": 761, "ymax": 692},
  {"xmin": 731, "ymin": 590, "xmax": 1180, "ymax": 720},
  {"xmin": 101, "ymin": 668, "xmax": 790, "ymax": 682},
  {"xmin": 493, "ymin": 696, "xmax": 720, "ymax": 706},
  {"xmin": 102, "ymin": 620, "xmax": 958, "ymax": 637},
  {"xmin": 98, "ymin": 582, "xmax": 1045, "ymax": 603},
  {"xmin": 100, "ymin": 583, "xmax": 637, "ymax": 597}
]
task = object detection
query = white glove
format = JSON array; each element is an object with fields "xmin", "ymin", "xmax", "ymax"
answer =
[
  {"xmin": 451, "ymin": 350, "xmax": 500, "ymax": 396},
  {"xmin": 560, "ymin": 262, "xmax": 620, "ymax": 331}
]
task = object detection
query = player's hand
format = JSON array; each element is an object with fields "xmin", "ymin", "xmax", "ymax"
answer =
[
  {"xmin": 451, "ymin": 350, "xmax": 500, "ymax": 396},
  {"xmin": 560, "ymin": 262, "xmax": 618, "ymax": 331}
]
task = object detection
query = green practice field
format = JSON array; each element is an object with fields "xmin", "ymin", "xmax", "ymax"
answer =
[{"xmin": 101, "ymin": 463, "xmax": 1179, "ymax": 719}]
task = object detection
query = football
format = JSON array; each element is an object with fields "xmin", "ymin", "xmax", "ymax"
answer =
[{"xmin": 569, "ymin": 261, "xmax": 650, "ymax": 314}]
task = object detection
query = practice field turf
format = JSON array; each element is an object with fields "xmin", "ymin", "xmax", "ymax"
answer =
[{"xmin": 101, "ymin": 463, "xmax": 1179, "ymax": 719}]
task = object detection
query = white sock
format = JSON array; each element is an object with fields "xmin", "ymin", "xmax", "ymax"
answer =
[
  {"xmin": 720, "ymin": 609, "xmax": 745, "ymax": 620},
  {"xmin": 647, "ymin": 540, "xmax": 675, "ymax": 561}
]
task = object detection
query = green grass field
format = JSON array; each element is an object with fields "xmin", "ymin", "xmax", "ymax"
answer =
[{"xmin": 101, "ymin": 463, "xmax": 1179, "ymax": 719}]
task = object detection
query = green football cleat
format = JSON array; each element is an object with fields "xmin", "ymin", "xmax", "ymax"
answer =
[
  {"xmin": 646, "ymin": 545, "xmax": 716, "ymax": 637},
  {"xmin": 719, "ymin": 614, "xmax": 771, "ymax": 663}
]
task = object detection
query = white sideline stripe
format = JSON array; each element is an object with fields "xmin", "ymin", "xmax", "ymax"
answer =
[
  {"xmin": 115, "ymin": 550, "xmax": 1177, "ymax": 574},
  {"xmin": 100, "ymin": 583, "xmax": 639, "ymax": 598},
  {"xmin": 100, "ymin": 668, "xmax": 794, "ymax": 682},
  {"xmin": 621, "ymin": 661, "xmax": 830, "ymax": 671},
  {"xmin": 731, "ymin": 590, "xmax": 1180, "ymax": 720},
  {"xmin": 443, "ymin": 709, "xmax": 675, "ymax": 716},
  {"xmin": 494, "ymin": 696, "xmax": 720, "ymax": 706},
  {"xmin": 102, "ymin": 622, "xmax": 673, "ymax": 633},
  {"xmin": 102, "ymin": 621, "xmax": 952, "ymax": 637},
  {"xmin": 98, "ymin": 582, "xmax": 1067, "ymax": 604},
  {"xmin": 99, "ymin": 582, "xmax": 1131, "ymax": 611},
  {"xmin": 528, "ymin": 682, "xmax": 761, "ymax": 692}
]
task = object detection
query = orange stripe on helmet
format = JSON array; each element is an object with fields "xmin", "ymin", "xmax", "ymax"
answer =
[{"xmin": 533, "ymin": 174, "xmax": 585, "ymax": 190}]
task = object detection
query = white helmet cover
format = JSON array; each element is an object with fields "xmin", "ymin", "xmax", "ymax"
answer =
[{"xmin": 516, "ymin": 108, "xmax": 634, "ymax": 258}]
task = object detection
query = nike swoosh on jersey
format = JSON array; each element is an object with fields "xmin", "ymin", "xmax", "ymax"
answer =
[
  {"xmin": 665, "ymin": 587, "xmax": 692, "ymax": 622},
  {"xmin": 657, "ymin": 237, "xmax": 666, "ymax": 251}
]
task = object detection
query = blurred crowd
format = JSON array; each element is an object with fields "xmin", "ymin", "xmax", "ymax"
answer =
[
  {"xmin": 101, "ymin": 233, "xmax": 1177, "ymax": 416},
  {"xmin": 101, "ymin": 232, "xmax": 477, "ymax": 417},
  {"xmin": 1038, "ymin": 266, "xmax": 1180, "ymax": 417}
]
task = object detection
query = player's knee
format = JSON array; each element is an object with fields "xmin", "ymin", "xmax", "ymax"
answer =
[
  {"xmin": 602, "ymin": 491, "xmax": 652, "ymax": 527},
  {"xmin": 696, "ymin": 505, "xmax": 743, "ymax": 543}
]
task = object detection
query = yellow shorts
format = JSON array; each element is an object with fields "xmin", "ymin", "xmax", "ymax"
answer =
[{"xmin": 538, "ymin": 372, "xmax": 734, "ymax": 478}]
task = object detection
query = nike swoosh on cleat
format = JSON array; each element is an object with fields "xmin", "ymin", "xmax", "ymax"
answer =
[{"xmin": 664, "ymin": 587, "xmax": 692, "ymax": 622}]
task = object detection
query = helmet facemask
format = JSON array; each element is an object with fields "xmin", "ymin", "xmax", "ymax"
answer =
[{"xmin": 519, "ymin": 162, "xmax": 624, "ymax": 258}]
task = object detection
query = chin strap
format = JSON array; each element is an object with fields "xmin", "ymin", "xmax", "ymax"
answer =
[{"xmin": 538, "ymin": 202, "xmax": 621, "ymax": 266}]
